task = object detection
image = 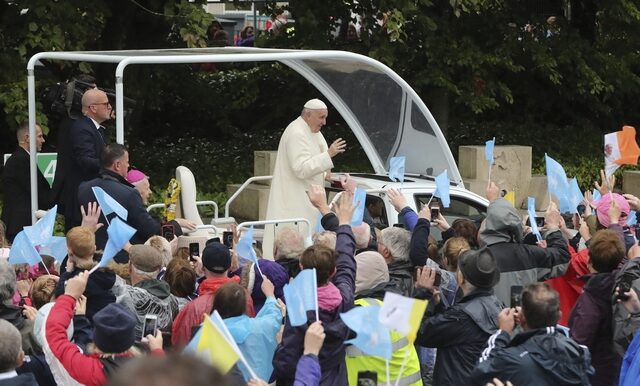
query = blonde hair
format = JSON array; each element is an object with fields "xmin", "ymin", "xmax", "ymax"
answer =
[
  {"xmin": 145, "ymin": 235, "xmax": 172, "ymax": 266},
  {"xmin": 443, "ymin": 237, "xmax": 470, "ymax": 272},
  {"xmin": 312, "ymin": 231, "xmax": 336, "ymax": 250},
  {"xmin": 66, "ymin": 227, "xmax": 95, "ymax": 260}
]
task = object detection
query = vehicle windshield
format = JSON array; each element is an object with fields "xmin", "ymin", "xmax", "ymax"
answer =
[{"xmin": 413, "ymin": 194, "xmax": 487, "ymax": 240}]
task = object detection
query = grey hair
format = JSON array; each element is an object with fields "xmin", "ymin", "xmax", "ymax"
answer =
[
  {"xmin": 131, "ymin": 265, "xmax": 160, "ymax": 280},
  {"xmin": 312, "ymin": 231, "xmax": 336, "ymax": 250},
  {"xmin": 0, "ymin": 260, "xmax": 16, "ymax": 305},
  {"xmin": 0, "ymin": 319, "xmax": 21, "ymax": 372},
  {"xmin": 300, "ymin": 107, "xmax": 311, "ymax": 117},
  {"xmin": 275, "ymin": 228, "xmax": 305, "ymax": 260},
  {"xmin": 380, "ymin": 227, "xmax": 411, "ymax": 261},
  {"xmin": 145, "ymin": 235, "xmax": 172, "ymax": 267},
  {"xmin": 353, "ymin": 223, "xmax": 371, "ymax": 249}
]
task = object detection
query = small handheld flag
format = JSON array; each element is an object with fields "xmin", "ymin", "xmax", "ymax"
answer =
[
  {"xmin": 90, "ymin": 217, "xmax": 135, "ymax": 273},
  {"xmin": 283, "ymin": 268, "xmax": 318, "ymax": 326},
  {"xmin": 341, "ymin": 305, "xmax": 392, "ymax": 359},
  {"xmin": 23, "ymin": 205, "xmax": 57, "ymax": 246},
  {"xmin": 39, "ymin": 236, "xmax": 68, "ymax": 263},
  {"xmin": 351, "ymin": 188, "xmax": 367, "ymax": 226},
  {"xmin": 527, "ymin": 197, "xmax": 542, "ymax": 242},
  {"xmin": 545, "ymin": 154, "xmax": 570, "ymax": 206},
  {"xmin": 379, "ymin": 292, "xmax": 428, "ymax": 343},
  {"xmin": 604, "ymin": 126, "xmax": 640, "ymax": 178},
  {"xmin": 388, "ymin": 156, "xmax": 406, "ymax": 183},
  {"xmin": 236, "ymin": 226, "xmax": 263, "ymax": 277},
  {"xmin": 8, "ymin": 231, "xmax": 42, "ymax": 266},
  {"xmin": 433, "ymin": 170, "xmax": 450, "ymax": 208},
  {"xmin": 92, "ymin": 187, "xmax": 128, "ymax": 222}
]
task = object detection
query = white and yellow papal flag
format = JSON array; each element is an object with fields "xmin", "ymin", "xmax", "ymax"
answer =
[{"xmin": 604, "ymin": 126, "xmax": 640, "ymax": 177}]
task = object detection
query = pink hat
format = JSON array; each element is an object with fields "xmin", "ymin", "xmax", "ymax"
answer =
[
  {"xmin": 126, "ymin": 169, "xmax": 148, "ymax": 184},
  {"xmin": 594, "ymin": 193, "xmax": 630, "ymax": 228}
]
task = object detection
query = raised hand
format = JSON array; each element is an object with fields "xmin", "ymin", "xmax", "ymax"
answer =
[{"xmin": 328, "ymin": 138, "xmax": 346, "ymax": 157}]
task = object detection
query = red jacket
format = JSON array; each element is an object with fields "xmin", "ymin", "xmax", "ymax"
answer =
[
  {"xmin": 45, "ymin": 295, "xmax": 163, "ymax": 386},
  {"xmin": 171, "ymin": 275, "xmax": 255, "ymax": 348},
  {"xmin": 546, "ymin": 245, "xmax": 590, "ymax": 326}
]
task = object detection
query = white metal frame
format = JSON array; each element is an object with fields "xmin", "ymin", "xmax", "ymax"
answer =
[{"xmin": 25, "ymin": 47, "xmax": 459, "ymax": 223}]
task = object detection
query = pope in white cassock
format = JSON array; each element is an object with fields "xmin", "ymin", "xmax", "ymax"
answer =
[{"xmin": 262, "ymin": 99, "xmax": 346, "ymax": 259}]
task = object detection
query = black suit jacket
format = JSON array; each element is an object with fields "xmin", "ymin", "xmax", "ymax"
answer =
[
  {"xmin": 77, "ymin": 170, "xmax": 182, "ymax": 251},
  {"xmin": 59, "ymin": 116, "xmax": 106, "ymax": 228},
  {"xmin": 1, "ymin": 147, "xmax": 51, "ymax": 241}
]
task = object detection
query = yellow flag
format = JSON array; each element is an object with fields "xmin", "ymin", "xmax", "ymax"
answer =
[
  {"xmin": 197, "ymin": 315, "xmax": 239, "ymax": 373},
  {"xmin": 379, "ymin": 292, "xmax": 428, "ymax": 343},
  {"xmin": 504, "ymin": 191, "xmax": 516, "ymax": 207}
]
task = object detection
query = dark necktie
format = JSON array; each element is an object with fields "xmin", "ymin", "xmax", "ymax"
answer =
[{"xmin": 98, "ymin": 126, "xmax": 106, "ymax": 144}]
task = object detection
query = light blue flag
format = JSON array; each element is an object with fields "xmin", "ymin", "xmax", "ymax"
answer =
[
  {"xmin": 592, "ymin": 189, "xmax": 602, "ymax": 202},
  {"xmin": 23, "ymin": 205, "xmax": 57, "ymax": 246},
  {"xmin": 485, "ymin": 137, "xmax": 496, "ymax": 164},
  {"xmin": 545, "ymin": 154, "xmax": 570, "ymax": 204},
  {"xmin": 98, "ymin": 217, "xmax": 136, "ymax": 268},
  {"xmin": 39, "ymin": 236, "xmax": 68, "ymax": 263},
  {"xmin": 388, "ymin": 156, "xmax": 406, "ymax": 183},
  {"xmin": 237, "ymin": 226, "xmax": 258, "ymax": 263},
  {"xmin": 628, "ymin": 210, "xmax": 637, "ymax": 226},
  {"xmin": 433, "ymin": 170, "xmax": 450, "ymax": 208},
  {"xmin": 351, "ymin": 188, "xmax": 367, "ymax": 226},
  {"xmin": 8, "ymin": 231, "xmax": 42, "ymax": 266},
  {"xmin": 341, "ymin": 305, "xmax": 392, "ymax": 359},
  {"xmin": 527, "ymin": 197, "xmax": 542, "ymax": 241},
  {"xmin": 283, "ymin": 268, "xmax": 318, "ymax": 326},
  {"xmin": 92, "ymin": 187, "xmax": 128, "ymax": 221},
  {"xmin": 184, "ymin": 324, "xmax": 203, "ymax": 354},
  {"xmin": 565, "ymin": 178, "xmax": 584, "ymax": 214}
]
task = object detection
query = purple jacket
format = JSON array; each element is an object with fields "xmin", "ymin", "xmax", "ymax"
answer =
[
  {"xmin": 294, "ymin": 355, "xmax": 321, "ymax": 386},
  {"xmin": 568, "ymin": 271, "xmax": 622, "ymax": 386},
  {"xmin": 272, "ymin": 225, "xmax": 356, "ymax": 386}
]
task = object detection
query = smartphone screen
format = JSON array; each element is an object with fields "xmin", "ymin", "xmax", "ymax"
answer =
[
  {"xmin": 510, "ymin": 285, "xmax": 523, "ymax": 309},
  {"xmin": 222, "ymin": 231, "xmax": 233, "ymax": 248},
  {"xmin": 189, "ymin": 243, "xmax": 200, "ymax": 262},
  {"xmin": 433, "ymin": 271, "xmax": 442, "ymax": 287},
  {"xmin": 161, "ymin": 225, "xmax": 175, "ymax": 242},
  {"xmin": 142, "ymin": 314, "xmax": 158, "ymax": 338},
  {"xmin": 430, "ymin": 206, "xmax": 440, "ymax": 221}
]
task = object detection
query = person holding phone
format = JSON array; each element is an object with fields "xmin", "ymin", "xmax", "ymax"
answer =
[
  {"xmin": 45, "ymin": 271, "xmax": 164, "ymax": 386},
  {"xmin": 415, "ymin": 248, "xmax": 502, "ymax": 386}
]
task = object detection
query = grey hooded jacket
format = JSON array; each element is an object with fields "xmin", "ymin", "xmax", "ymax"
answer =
[{"xmin": 479, "ymin": 198, "xmax": 570, "ymax": 306}]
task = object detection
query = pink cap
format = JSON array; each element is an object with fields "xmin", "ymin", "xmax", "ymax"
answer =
[
  {"xmin": 594, "ymin": 193, "xmax": 630, "ymax": 228},
  {"xmin": 126, "ymin": 169, "xmax": 148, "ymax": 184}
]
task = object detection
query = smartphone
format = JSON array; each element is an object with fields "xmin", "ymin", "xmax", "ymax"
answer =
[
  {"xmin": 161, "ymin": 224, "xmax": 175, "ymax": 242},
  {"xmin": 577, "ymin": 204, "xmax": 586, "ymax": 216},
  {"xmin": 510, "ymin": 285, "xmax": 523, "ymax": 309},
  {"xmin": 142, "ymin": 314, "xmax": 158, "ymax": 338},
  {"xmin": 189, "ymin": 242, "xmax": 200, "ymax": 262},
  {"xmin": 617, "ymin": 273, "xmax": 635, "ymax": 301},
  {"xmin": 430, "ymin": 206, "xmax": 440, "ymax": 221},
  {"xmin": 526, "ymin": 217, "xmax": 545, "ymax": 228},
  {"xmin": 222, "ymin": 231, "xmax": 233, "ymax": 248},
  {"xmin": 433, "ymin": 270, "xmax": 442, "ymax": 287},
  {"xmin": 357, "ymin": 371, "xmax": 377, "ymax": 386}
]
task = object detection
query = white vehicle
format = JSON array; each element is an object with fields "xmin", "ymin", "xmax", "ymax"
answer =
[{"xmin": 25, "ymin": 47, "xmax": 487, "ymax": 238}]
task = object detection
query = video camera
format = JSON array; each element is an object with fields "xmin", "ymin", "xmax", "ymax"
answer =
[{"xmin": 41, "ymin": 78, "xmax": 136, "ymax": 120}]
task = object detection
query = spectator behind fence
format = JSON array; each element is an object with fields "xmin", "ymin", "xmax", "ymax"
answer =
[
  {"xmin": 416, "ymin": 247, "xmax": 502, "ymax": 386},
  {"xmin": 213, "ymin": 280, "xmax": 282, "ymax": 382},
  {"xmin": 0, "ymin": 319, "xmax": 38, "ymax": 385},
  {"xmin": 53, "ymin": 227, "xmax": 115, "ymax": 322},
  {"xmin": 111, "ymin": 245, "xmax": 179, "ymax": 341},
  {"xmin": 163, "ymin": 258, "xmax": 196, "ymax": 310},
  {"xmin": 472, "ymin": 283, "xmax": 594, "ymax": 385},
  {"xmin": 0, "ymin": 260, "xmax": 40, "ymax": 356},
  {"xmin": 171, "ymin": 242, "xmax": 254, "ymax": 348},
  {"xmin": 378, "ymin": 226, "xmax": 413, "ymax": 297},
  {"xmin": 272, "ymin": 189, "xmax": 356, "ymax": 386},
  {"xmin": 240, "ymin": 259, "xmax": 288, "ymax": 314},
  {"xmin": 46, "ymin": 271, "xmax": 164, "ymax": 386},
  {"xmin": 569, "ymin": 230, "xmax": 625, "ymax": 386},
  {"xmin": 479, "ymin": 182, "xmax": 570, "ymax": 306},
  {"xmin": 274, "ymin": 228, "xmax": 305, "ymax": 279}
]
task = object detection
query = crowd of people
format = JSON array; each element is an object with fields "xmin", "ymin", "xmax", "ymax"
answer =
[{"xmin": 1, "ymin": 94, "xmax": 640, "ymax": 386}]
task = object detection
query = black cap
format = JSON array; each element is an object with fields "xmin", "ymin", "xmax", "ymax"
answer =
[{"xmin": 202, "ymin": 242, "xmax": 231, "ymax": 273}]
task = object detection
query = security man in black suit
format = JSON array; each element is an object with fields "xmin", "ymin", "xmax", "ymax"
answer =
[
  {"xmin": 1, "ymin": 122, "xmax": 51, "ymax": 242},
  {"xmin": 60, "ymin": 88, "xmax": 112, "ymax": 231}
]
